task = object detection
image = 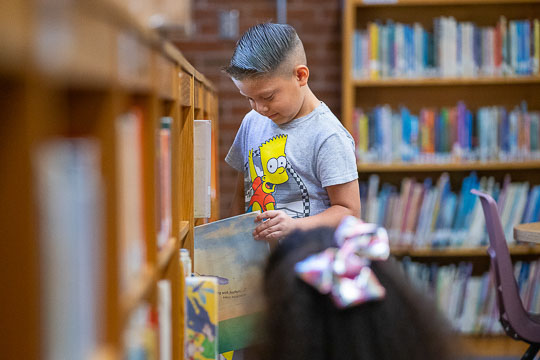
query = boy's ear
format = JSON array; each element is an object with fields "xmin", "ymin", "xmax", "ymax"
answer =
[{"xmin": 294, "ymin": 65, "xmax": 309, "ymax": 86}]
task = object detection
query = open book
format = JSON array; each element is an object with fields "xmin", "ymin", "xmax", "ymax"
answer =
[{"xmin": 194, "ymin": 212, "xmax": 269, "ymax": 353}]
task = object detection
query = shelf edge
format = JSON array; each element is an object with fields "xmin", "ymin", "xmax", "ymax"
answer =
[
  {"xmin": 120, "ymin": 265, "xmax": 156, "ymax": 323},
  {"xmin": 157, "ymin": 237, "xmax": 179, "ymax": 275},
  {"xmin": 357, "ymin": 160, "xmax": 540, "ymax": 172},
  {"xmin": 391, "ymin": 245, "xmax": 540, "ymax": 257}
]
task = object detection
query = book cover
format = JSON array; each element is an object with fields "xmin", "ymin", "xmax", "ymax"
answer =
[
  {"xmin": 158, "ymin": 280, "xmax": 172, "ymax": 360},
  {"xmin": 522, "ymin": 261, "xmax": 536, "ymax": 311},
  {"xmin": 186, "ymin": 276, "xmax": 219, "ymax": 360},
  {"xmin": 158, "ymin": 117, "xmax": 172, "ymax": 248},
  {"xmin": 116, "ymin": 108, "xmax": 145, "ymax": 291},
  {"xmin": 34, "ymin": 139, "xmax": 102, "ymax": 360},
  {"xmin": 194, "ymin": 212, "xmax": 269, "ymax": 353},
  {"xmin": 403, "ymin": 182, "xmax": 424, "ymax": 246},
  {"xmin": 366, "ymin": 174, "xmax": 380, "ymax": 223},
  {"xmin": 194, "ymin": 120, "xmax": 212, "ymax": 218},
  {"xmin": 534, "ymin": 19, "xmax": 540, "ymax": 74},
  {"xmin": 368, "ymin": 22, "xmax": 380, "ymax": 79},
  {"xmin": 413, "ymin": 180, "xmax": 434, "ymax": 248}
]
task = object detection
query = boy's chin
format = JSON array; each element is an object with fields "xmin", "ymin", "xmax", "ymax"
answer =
[{"xmin": 267, "ymin": 114, "xmax": 292, "ymax": 125}]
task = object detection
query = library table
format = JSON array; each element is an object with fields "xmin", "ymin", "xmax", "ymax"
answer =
[{"xmin": 514, "ymin": 222, "xmax": 540, "ymax": 244}]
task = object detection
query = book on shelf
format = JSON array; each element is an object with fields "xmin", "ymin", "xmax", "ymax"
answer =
[
  {"xmin": 194, "ymin": 212, "xmax": 269, "ymax": 353},
  {"xmin": 116, "ymin": 108, "xmax": 146, "ymax": 291},
  {"xmin": 402, "ymin": 258, "xmax": 540, "ymax": 335},
  {"xmin": 353, "ymin": 101, "xmax": 540, "ymax": 164},
  {"xmin": 360, "ymin": 172, "xmax": 540, "ymax": 249},
  {"xmin": 34, "ymin": 138, "xmax": 103, "ymax": 360},
  {"xmin": 158, "ymin": 280, "xmax": 172, "ymax": 360},
  {"xmin": 157, "ymin": 117, "xmax": 172, "ymax": 248},
  {"xmin": 194, "ymin": 120, "xmax": 212, "ymax": 218},
  {"xmin": 123, "ymin": 303, "xmax": 158, "ymax": 359},
  {"xmin": 185, "ymin": 276, "xmax": 218, "ymax": 360},
  {"xmin": 352, "ymin": 16, "xmax": 540, "ymax": 80}
]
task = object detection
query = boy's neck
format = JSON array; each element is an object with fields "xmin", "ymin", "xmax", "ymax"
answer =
[{"xmin": 294, "ymin": 87, "xmax": 320, "ymax": 120}]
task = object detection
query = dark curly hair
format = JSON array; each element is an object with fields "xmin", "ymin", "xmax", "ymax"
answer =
[{"xmin": 259, "ymin": 227, "xmax": 457, "ymax": 360}]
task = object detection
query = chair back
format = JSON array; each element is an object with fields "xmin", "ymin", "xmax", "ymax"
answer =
[{"xmin": 471, "ymin": 189, "xmax": 539, "ymax": 343}]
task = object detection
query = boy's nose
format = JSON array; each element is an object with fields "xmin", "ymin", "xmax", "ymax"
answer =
[{"xmin": 255, "ymin": 103, "xmax": 269, "ymax": 114}]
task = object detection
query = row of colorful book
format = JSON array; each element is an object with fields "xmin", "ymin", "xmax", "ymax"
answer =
[
  {"xmin": 123, "ymin": 279, "xmax": 189, "ymax": 360},
  {"xmin": 33, "ymin": 110, "xmax": 176, "ymax": 359},
  {"xmin": 359, "ymin": 172, "xmax": 540, "ymax": 248},
  {"xmin": 122, "ymin": 275, "xmax": 220, "ymax": 360},
  {"xmin": 352, "ymin": 102, "xmax": 540, "ymax": 163},
  {"xmin": 402, "ymin": 259, "xmax": 540, "ymax": 334},
  {"xmin": 353, "ymin": 17, "xmax": 540, "ymax": 79},
  {"xmin": 124, "ymin": 302, "xmax": 160, "ymax": 359}
]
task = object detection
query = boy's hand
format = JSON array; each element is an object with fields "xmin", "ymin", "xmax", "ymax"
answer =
[{"xmin": 253, "ymin": 210, "xmax": 296, "ymax": 242}]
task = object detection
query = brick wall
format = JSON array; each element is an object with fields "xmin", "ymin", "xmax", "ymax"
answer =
[{"xmin": 175, "ymin": 0, "xmax": 343, "ymax": 217}]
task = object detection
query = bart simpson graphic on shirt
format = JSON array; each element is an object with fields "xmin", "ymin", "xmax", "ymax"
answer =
[{"xmin": 247, "ymin": 135, "xmax": 289, "ymax": 212}]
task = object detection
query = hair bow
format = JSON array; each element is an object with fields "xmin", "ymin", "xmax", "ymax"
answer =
[{"xmin": 294, "ymin": 216, "xmax": 390, "ymax": 308}]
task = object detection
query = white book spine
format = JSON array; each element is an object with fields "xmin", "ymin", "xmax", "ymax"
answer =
[{"xmin": 193, "ymin": 120, "xmax": 212, "ymax": 218}]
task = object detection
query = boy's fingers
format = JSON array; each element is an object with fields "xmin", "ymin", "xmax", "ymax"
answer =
[
  {"xmin": 255, "ymin": 224, "xmax": 282, "ymax": 240},
  {"xmin": 254, "ymin": 217, "xmax": 279, "ymax": 235},
  {"xmin": 261, "ymin": 231, "xmax": 282, "ymax": 241},
  {"xmin": 255, "ymin": 210, "xmax": 279, "ymax": 222}
]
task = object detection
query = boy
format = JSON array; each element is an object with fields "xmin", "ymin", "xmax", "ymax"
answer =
[{"xmin": 224, "ymin": 23, "xmax": 360, "ymax": 242}]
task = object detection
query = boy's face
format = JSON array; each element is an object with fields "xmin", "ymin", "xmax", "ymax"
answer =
[{"xmin": 233, "ymin": 73, "xmax": 305, "ymax": 125}]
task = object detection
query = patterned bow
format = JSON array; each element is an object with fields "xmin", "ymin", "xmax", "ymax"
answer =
[{"xmin": 294, "ymin": 216, "xmax": 390, "ymax": 308}]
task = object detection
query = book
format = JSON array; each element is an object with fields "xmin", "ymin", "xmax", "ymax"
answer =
[
  {"xmin": 116, "ymin": 108, "xmax": 145, "ymax": 290},
  {"xmin": 34, "ymin": 138, "xmax": 103, "ymax": 360},
  {"xmin": 359, "ymin": 171, "xmax": 540, "ymax": 250},
  {"xmin": 194, "ymin": 120, "xmax": 212, "ymax": 218},
  {"xmin": 185, "ymin": 276, "xmax": 219, "ymax": 360},
  {"xmin": 401, "ymin": 259, "xmax": 540, "ymax": 335},
  {"xmin": 352, "ymin": 16, "xmax": 539, "ymax": 79},
  {"xmin": 355, "ymin": 102, "xmax": 539, "ymax": 164},
  {"xmin": 124, "ymin": 303, "xmax": 158, "ymax": 359},
  {"xmin": 157, "ymin": 117, "xmax": 172, "ymax": 248},
  {"xmin": 158, "ymin": 280, "xmax": 172, "ymax": 360},
  {"xmin": 194, "ymin": 212, "xmax": 269, "ymax": 353}
]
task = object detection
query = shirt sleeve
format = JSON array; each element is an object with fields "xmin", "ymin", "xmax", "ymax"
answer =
[
  {"xmin": 316, "ymin": 132, "xmax": 358, "ymax": 188},
  {"xmin": 225, "ymin": 118, "xmax": 247, "ymax": 172}
]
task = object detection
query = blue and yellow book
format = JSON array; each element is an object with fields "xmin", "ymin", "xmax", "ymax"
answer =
[{"xmin": 186, "ymin": 276, "xmax": 219, "ymax": 360}]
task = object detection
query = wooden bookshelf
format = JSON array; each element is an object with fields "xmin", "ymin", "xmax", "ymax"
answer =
[
  {"xmin": 353, "ymin": 75, "xmax": 540, "ymax": 87},
  {"xmin": 179, "ymin": 220, "xmax": 190, "ymax": 241},
  {"xmin": 89, "ymin": 345, "xmax": 119, "ymax": 360},
  {"xmin": 351, "ymin": 0, "xmax": 540, "ymax": 7},
  {"xmin": 460, "ymin": 335, "xmax": 530, "ymax": 357},
  {"xmin": 357, "ymin": 160, "xmax": 540, "ymax": 172},
  {"xmin": 342, "ymin": 0, "xmax": 540, "ymax": 356},
  {"xmin": 158, "ymin": 237, "xmax": 181, "ymax": 274},
  {"xmin": 120, "ymin": 266, "xmax": 157, "ymax": 324},
  {"xmin": 1, "ymin": 1, "xmax": 216, "ymax": 359},
  {"xmin": 391, "ymin": 244, "xmax": 540, "ymax": 257}
]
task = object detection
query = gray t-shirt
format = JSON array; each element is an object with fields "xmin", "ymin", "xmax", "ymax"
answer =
[{"xmin": 225, "ymin": 102, "xmax": 358, "ymax": 218}]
